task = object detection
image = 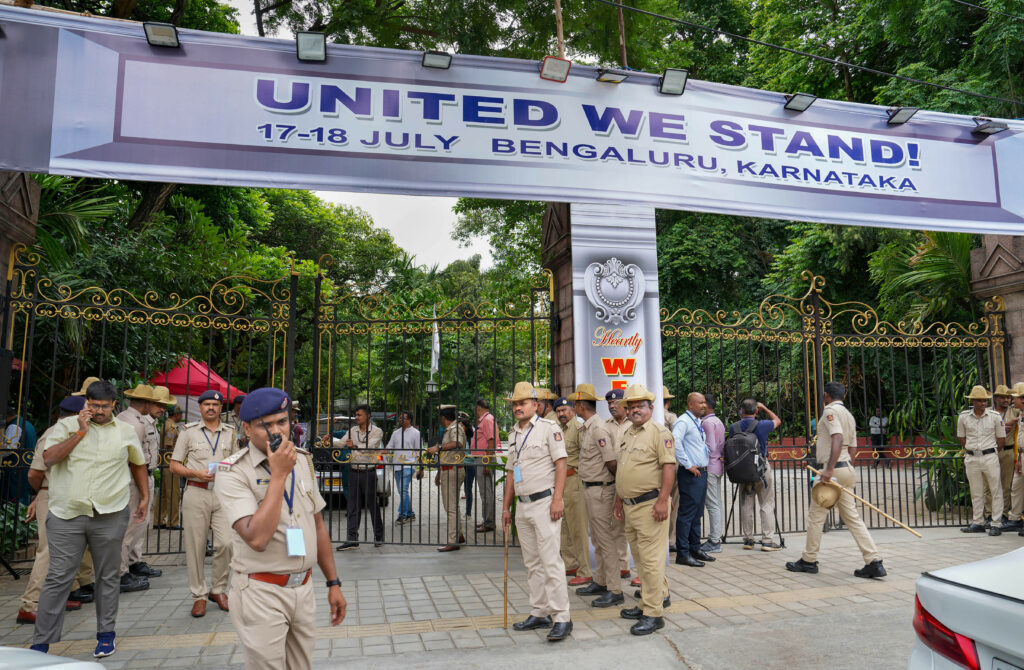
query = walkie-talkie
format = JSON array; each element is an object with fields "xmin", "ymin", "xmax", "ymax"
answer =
[{"xmin": 263, "ymin": 424, "xmax": 282, "ymax": 452}]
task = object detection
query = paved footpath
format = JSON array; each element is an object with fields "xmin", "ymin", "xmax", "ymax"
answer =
[{"xmin": 0, "ymin": 527, "xmax": 1020, "ymax": 668}]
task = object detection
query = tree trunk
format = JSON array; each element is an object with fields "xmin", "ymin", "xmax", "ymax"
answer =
[
  {"xmin": 170, "ymin": 0, "xmax": 189, "ymax": 26},
  {"xmin": 111, "ymin": 0, "xmax": 137, "ymax": 19},
  {"xmin": 128, "ymin": 183, "xmax": 178, "ymax": 230}
]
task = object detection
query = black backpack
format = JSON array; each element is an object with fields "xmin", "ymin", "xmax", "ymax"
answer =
[{"xmin": 724, "ymin": 421, "xmax": 765, "ymax": 484}]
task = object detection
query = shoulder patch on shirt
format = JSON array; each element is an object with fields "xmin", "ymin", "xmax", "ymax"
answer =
[
  {"xmin": 597, "ymin": 438, "xmax": 607, "ymax": 448},
  {"xmin": 826, "ymin": 415, "xmax": 834, "ymax": 422},
  {"xmin": 553, "ymin": 432, "xmax": 562, "ymax": 441},
  {"xmin": 665, "ymin": 438, "xmax": 673, "ymax": 450}
]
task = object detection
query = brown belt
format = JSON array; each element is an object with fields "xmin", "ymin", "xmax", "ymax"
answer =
[
  {"xmin": 249, "ymin": 569, "xmax": 311, "ymax": 587},
  {"xmin": 566, "ymin": 467, "xmax": 578, "ymax": 477},
  {"xmin": 187, "ymin": 481, "xmax": 210, "ymax": 489}
]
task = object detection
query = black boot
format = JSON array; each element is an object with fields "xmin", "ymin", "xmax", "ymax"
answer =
[
  {"xmin": 575, "ymin": 582, "xmax": 608, "ymax": 596},
  {"xmin": 512, "ymin": 615, "xmax": 552, "ymax": 631},
  {"xmin": 630, "ymin": 616, "xmax": 665, "ymax": 636},
  {"xmin": 785, "ymin": 558, "xmax": 819, "ymax": 574},
  {"xmin": 547, "ymin": 621, "xmax": 573, "ymax": 641},
  {"xmin": 853, "ymin": 560, "xmax": 887, "ymax": 579},
  {"xmin": 591, "ymin": 591, "xmax": 624, "ymax": 608}
]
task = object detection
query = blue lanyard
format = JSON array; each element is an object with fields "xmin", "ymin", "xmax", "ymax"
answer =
[
  {"xmin": 688, "ymin": 412, "xmax": 705, "ymax": 436},
  {"xmin": 511, "ymin": 424, "xmax": 535, "ymax": 461},
  {"xmin": 202, "ymin": 428, "xmax": 221, "ymax": 456},
  {"xmin": 261, "ymin": 464, "xmax": 296, "ymax": 514}
]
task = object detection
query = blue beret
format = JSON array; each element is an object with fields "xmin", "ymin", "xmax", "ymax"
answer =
[
  {"xmin": 231, "ymin": 394, "xmax": 246, "ymax": 404},
  {"xmin": 198, "ymin": 390, "xmax": 225, "ymax": 404},
  {"xmin": 239, "ymin": 387, "xmax": 291, "ymax": 422},
  {"xmin": 605, "ymin": 388, "xmax": 624, "ymax": 401},
  {"xmin": 59, "ymin": 396, "xmax": 85, "ymax": 413},
  {"xmin": 553, "ymin": 397, "xmax": 572, "ymax": 409}
]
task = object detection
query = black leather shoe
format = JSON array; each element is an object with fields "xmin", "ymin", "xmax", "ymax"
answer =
[
  {"xmin": 785, "ymin": 558, "xmax": 819, "ymax": 574},
  {"xmin": 576, "ymin": 582, "xmax": 608, "ymax": 596},
  {"xmin": 631, "ymin": 590, "xmax": 670, "ymax": 608},
  {"xmin": 336, "ymin": 541, "xmax": 359, "ymax": 551},
  {"xmin": 987, "ymin": 526, "xmax": 1002, "ymax": 536},
  {"xmin": 591, "ymin": 591, "xmax": 624, "ymax": 608},
  {"xmin": 853, "ymin": 560, "xmax": 887, "ymax": 579},
  {"xmin": 68, "ymin": 588, "xmax": 94, "ymax": 604},
  {"xmin": 630, "ymin": 615, "xmax": 665, "ymax": 636},
  {"xmin": 547, "ymin": 621, "xmax": 573, "ymax": 641},
  {"xmin": 119, "ymin": 573, "xmax": 149, "ymax": 592},
  {"xmin": 692, "ymin": 550, "xmax": 716, "ymax": 562},
  {"xmin": 675, "ymin": 553, "xmax": 705, "ymax": 567},
  {"xmin": 129, "ymin": 562, "xmax": 162, "ymax": 578},
  {"xmin": 620, "ymin": 606, "xmax": 644, "ymax": 620},
  {"xmin": 512, "ymin": 615, "xmax": 552, "ymax": 631},
  {"xmin": 960, "ymin": 524, "xmax": 986, "ymax": 533},
  {"xmin": 1000, "ymin": 519, "xmax": 1022, "ymax": 531}
]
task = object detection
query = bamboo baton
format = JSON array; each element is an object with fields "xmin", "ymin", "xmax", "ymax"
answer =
[
  {"xmin": 503, "ymin": 521, "xmax": 510, "ymax": 629},
  {"xmin": 806, "ymin": 465, "xmax": 922, "ymax": 538}
]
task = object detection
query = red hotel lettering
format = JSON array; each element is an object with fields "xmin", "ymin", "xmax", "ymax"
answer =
[
  {"xmin": 611, "ymin": 380, "xmax": 628, "ymax": 390},
  {"xmin": 592, "ymin": 326, "xmax": 643, "ymax": 354},
  {"xmin": 601, "ymin": 358, "xmax": 636, "ymax": 376}
]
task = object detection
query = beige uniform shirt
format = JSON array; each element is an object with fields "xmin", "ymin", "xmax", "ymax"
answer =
[
  {"xmin": 1000, "ymin": 405, "xmax": 1019, "ymax": 452},
  {"xmin": 117, "ymin": 407, "xmax": 160, "ymax": 470},
  {"xmin": 43, "ymin": 416, "xmax": 147, "ymax": 519},
  {"xmin": 664, "ymin": 411, "xmax": 678, "ymax": 431},
  {"xmin": 606, "ymin": 417, "xmax": 628, "ymax": 447},
  {"xmin": 343, "ymin": 423, "xmax": 384, "ymax": 468},
  {"xmin": 814, "ymin": 401, "xmax": 857, "ymax": 464},
  {"xmin": 615, "ymin": 419, "xmax": 676, "ymax": 499},
  {"xmin": 578, "ymin": 415, "xmax": 616, "ymax": 483},
  {"xmin": 559, "ymin": 418, "xmax": 582, "ymax": 470},
  {"xmin": 30, "ymin": 424, "xmax": 56, "ymax": 488},
  {"xmin": 956, "ymin": 408, "xmax": 1005, "ymax": 453},
  {"xmin": 439, "ymin": 421, "xmax": 467, "ymax": 465},
  {"xmin": 216, "ymin": 446, "xmax": 325, "ymax": 575},
  {"xmin": 506, "ymin": 416, "xmax": 566, "ymax": 497},
  {"xmin": 171, "ymin": 420, "xmax": 238, "ymax": 482}
]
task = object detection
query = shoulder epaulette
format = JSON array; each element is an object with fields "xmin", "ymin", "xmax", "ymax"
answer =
[
  {"xmin": 220, "ymin": 448, "xmax": 248, "ymax": 466},
  {"xmin": 537, "ymin": 417, "xmax": 557, "ymax": 426},
  {"xmin": 184, "ymin": 420, "xmax": 201, "ymax": 428}
]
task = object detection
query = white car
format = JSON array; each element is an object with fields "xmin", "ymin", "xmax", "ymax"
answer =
[
  {"xmin": 0, "ymin": 646, "xmax": 105, "ymax": 669},
  {"xmin": 909, "ymin": 547, "xmax": 1024, "ymax": 670}
]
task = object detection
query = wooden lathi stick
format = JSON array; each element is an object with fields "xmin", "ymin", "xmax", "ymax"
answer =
[{"xmin": 806, "ymin": 465, "xmax": 923, "ymax": 538}]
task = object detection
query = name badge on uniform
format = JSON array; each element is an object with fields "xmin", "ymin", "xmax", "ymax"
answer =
[
  {"xmin": 286, "ymin": 524, "xmax": 306, "ymax": 557},
  {"xmin": 513, "ymin": 466, "xmax": 523, "ymax": 483},
  {"xmin": 208, "ymin": 462, "xmax": 218, "ymax": 475}
]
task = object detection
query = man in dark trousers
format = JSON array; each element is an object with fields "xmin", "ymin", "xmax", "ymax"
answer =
[{"xmin": 335, "ymin": 405, "xmax": 384, "ymax": 550}]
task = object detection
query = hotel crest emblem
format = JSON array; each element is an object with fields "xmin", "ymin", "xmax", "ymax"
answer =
[{"xmin": 584, "ymin": 257, "xmax": 644, "ymax": 325}]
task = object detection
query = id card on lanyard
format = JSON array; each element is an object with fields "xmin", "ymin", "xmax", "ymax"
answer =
[
  {"xmin": 511, "ymin": 424, "xmax": 535, "ymax": 485},
  {"xmin": 263, "ymin": 464, "xmax": 306, "ymax": 557}
]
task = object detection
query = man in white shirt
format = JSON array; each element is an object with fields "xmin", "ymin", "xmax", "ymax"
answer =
[{"xmin": 386, "ymin": 411, "xmax": 421, "ymax": 524}]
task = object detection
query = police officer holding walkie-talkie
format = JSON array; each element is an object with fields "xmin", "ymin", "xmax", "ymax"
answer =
[{"xmin": 215, "ymin": 387, "xmax": 347, "ymax": 670}]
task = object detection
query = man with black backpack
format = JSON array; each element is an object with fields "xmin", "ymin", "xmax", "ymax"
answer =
[{"xmin": 727, "ymin": 399, "xmax": 782, "ymax": 551}]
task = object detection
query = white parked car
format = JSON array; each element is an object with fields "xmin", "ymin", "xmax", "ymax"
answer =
[
  {"xmin": 909, "ymin": 547, "xmax": 1024, "ymax": 670},
  {"xmin": 0, "ymin": 646, "xmax": 105, "ymax": 669}
]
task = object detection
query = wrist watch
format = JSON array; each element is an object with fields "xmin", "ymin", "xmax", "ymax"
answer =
[{"xmin": 325, "ymin": 578, "xmax": 341, "ymax": 588}]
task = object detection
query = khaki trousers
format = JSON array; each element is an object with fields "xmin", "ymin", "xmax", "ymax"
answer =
[
  {"xmin": 623, "ymin": 498, "xmax": 669, "ymax": 617},
  {"xmin": 966, "ymin": 452, "xmax": 1003, "ymax": 525},
  {"xmin": 157, "ymin": 469, "xmax": 182, "ymax": 527},
  {"xmin": 984, "ymin": 448, "xmax": 1015, "ymax": 517},
  {"xmin": 182, "ymin": 484, "xmax": 232, "ymax": 600},
  {"xmin": 667, "ymin": 480, "xmax": 679, "ymax": 546},
  {"xmin": 230, "ymin": 574, "xmax": 315, "ymax": 670},
  {"xmin": 439, "ymin": 468, "xmax": 465, "ymax": 544},
  {"xmin": 740, "ymin": 465, "xmax": 776, "ymax": 542},
  {"xmin": 516, "ymin": 496, "xmax": 570, "ymax": 623},
  {"xmin": 559, "ymin": 474, "xmax": 591, "ymax": 578},
  {"xmin": 21, "ymin": 489, "xmax": 92, "ymax": 611},
  {"xmin": 582, "ymin": 484, "xmax": 621, "ymax": 592},
  {"xmin": 121, "ymin": 474, "xmax": 154, "ymax": 573},
  {"xmin": 1009, "ymin": 466, "xmax": 1023, "ymax": 520},
  {"xmin": 802, "ymin": 466, "xmax": 880, "ymax": 564}
]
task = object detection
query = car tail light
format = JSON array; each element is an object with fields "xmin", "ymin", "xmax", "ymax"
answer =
[{"xmin": 913, "ymin": 595, "xmax": 979, "ymax": 670}]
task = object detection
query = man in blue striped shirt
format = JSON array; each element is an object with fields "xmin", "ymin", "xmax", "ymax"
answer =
[{"xmin": 671, "ymin": 393, "xmax": 714, "ymax": 567}]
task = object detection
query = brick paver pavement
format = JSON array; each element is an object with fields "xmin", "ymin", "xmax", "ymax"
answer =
[{"xmin": 0, "ymin": 526, "xmax": 1019, "ymax": 668}]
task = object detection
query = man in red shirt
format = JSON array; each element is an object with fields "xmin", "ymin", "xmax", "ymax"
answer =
[{"xmin": 472, "ymin": 400, "xmax": 501, "ymax": 533}]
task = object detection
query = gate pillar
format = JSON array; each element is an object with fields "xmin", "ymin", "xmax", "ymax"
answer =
[
  {"xmin": 970, "ymin": 235, "xmax": 1018, "ymax": 384},
  {"xmin": 0, "ymin": 172, "xmax": 39, "ymax": 418}
]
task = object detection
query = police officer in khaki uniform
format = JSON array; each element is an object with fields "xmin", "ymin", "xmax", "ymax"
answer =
[
  {"xmin": 662, "ymin": 386, "xmax": 682, "ymax": 553},
  {"xmin": 216, "ymin": 388, "xmax": 347, "ymax": 670},
  {"xmin": 787, "ymin": 381, "xmax": 886, "ymax": 577},
  {"xmin": 604, "ymin": 388, "xmax": 633, "ymax": 582},
  {"xmin": 990, "ymin": 384, "xmax": 1018, "ymax": 521},
  {"xmin": 572, "ymin": 384, "xmax": 625, "ymax": 608},
  {"xmin": 613, "ymin": 383, "xmax": 675, "ymax": 636},
  {"xmin": 116, "ymin": 384, "xmax": 161, "ymax": 590},
  {"xmin": 502, "ymin": 382, "xmax": 572, "ymax": 642},
  {"xmin": 957, "ymin": 385, "xmax": 1005, "ymax": 535},
  {"xmin": 554, "ymin": 397, "xmax": 592, "ymax": 586},
  {"xmin": 536, "ymin": 388, "xmax": 558, "ymax": 422},
  {"xmin": 429, "ymin": 407, "xmax": 467, "ymax": 551},
  {"xmin": 157, "ymin": 405, "xmax": 183, "ymax": 529},
  {"xmin": 1005, "ymin": 383, "xmax": 1024, "ymax": 534},
  {"xmin": 170, "ymin": 390, "xmax": 237, "ymax": 617}
]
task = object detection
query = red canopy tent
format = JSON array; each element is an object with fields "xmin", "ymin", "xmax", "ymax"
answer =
[{"xmin": 150, "ymin": 358, "xmax": 246, "ymax": 400}]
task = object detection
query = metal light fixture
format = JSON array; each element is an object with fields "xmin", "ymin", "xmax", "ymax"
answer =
[
  {"xmin": 886, "ymin": 107, "xmax": 918, "ymax": 125},
  {"xmin": 972, "ymin": 117, "xmax": 1009, "ymax": 135},
  {"xmin": 296, "ymin": 31, "xmax": 326, "ymax": 62},
  {"xmin": 540, "ymin": 55, "xmax": 572, "ymax": 83},
  {"xmin": 784, "ymin": 92, "xmax": 817, "ymax": 112},
  {"xmin": 421, "ymin": 50, "xmax": 452, "ymax": 69},
  {"xmin": 597, "ymin": 68, "xmax": 629, "ymax": 84},
  {"xmin": 143, "ymin": 22, "xmax": 180, "ymax": 48},
  {"xmin": 659, "ymin": 68, "xmax": 688, "ymax": 95},
  {"xmin": 426, "ymin": 379, "xmax": 439, "ymax": 394}
]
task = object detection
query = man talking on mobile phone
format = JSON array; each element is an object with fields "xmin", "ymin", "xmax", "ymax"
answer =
[{"xmin": 215, "ymin": 387, "xmax": 347, "ymax": 669}]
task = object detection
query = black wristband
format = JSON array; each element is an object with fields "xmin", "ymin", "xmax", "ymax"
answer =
[{"xmin": 325, "ymin": 578, "xmax": 341, "ymax": 588}]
